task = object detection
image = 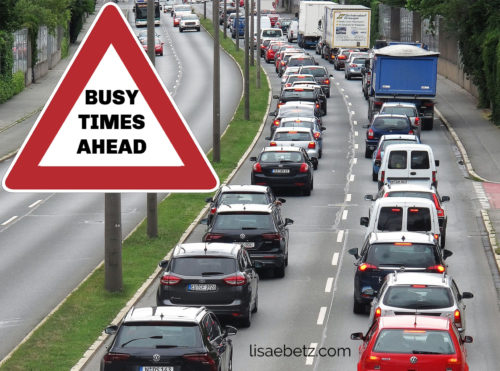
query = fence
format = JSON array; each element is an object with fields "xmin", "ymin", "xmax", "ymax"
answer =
[{"xmin": 12, "ymin": 29, "xmax": 28, "ymax": 74}]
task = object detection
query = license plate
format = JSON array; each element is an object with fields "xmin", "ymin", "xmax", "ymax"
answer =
[
  {"xmin": 272, "ymin": 168, "xmax": 290, "ymax": 174},
  {"xmin": 142, "ymin": 367, "xmax": 174, "ymax": 371},
  {"xmin": 188, "ymin": 284, "xmax": 217, "ymax": 291},
  {"xmin": 390, "ymin": 179, "xmax": 407, "ymax": 184},
  {"xmin": 242, "ymin": 242, "xmax": 255, "ymax": 248}
]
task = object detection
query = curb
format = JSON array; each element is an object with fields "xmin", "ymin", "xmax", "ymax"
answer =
[{"xmin": 480, "ymin": 210, "xmax": 500, "ymax": 274}]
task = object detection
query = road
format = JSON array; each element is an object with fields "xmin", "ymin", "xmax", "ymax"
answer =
[
  {"xmin": 0, "ymin": 0, "xmax": 242, "ymax": 361},
  {"xmin": 82, "ymin": 5, "xmax": 500, "ymax": 371}
]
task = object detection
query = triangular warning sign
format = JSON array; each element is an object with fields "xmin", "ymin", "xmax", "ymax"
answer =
[{"xmin": 2, "ymin": 3, "xmax": 219, "ymax": 192}]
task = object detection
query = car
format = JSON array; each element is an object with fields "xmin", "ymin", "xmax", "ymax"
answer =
[
  {"xmin": 205, "ymin": 184, "xmax": 285, "ymax": 224},
  {"xmin": 333, "ymin": 48, "xmax": 360, "ymax": 70},
  {"xmin": 173, "ymin": 5, "xmax": 192, "ymax": 26},
  {"xmin": 369, "ymin": 183, "xmax": 450, "ymax": 247},
  {"xmin": 351, "ymin": 315, "xmax": 473, "ymax": 371},
  {"xmin": 260, "ymin": 28, "xmax": 286, "ymax": 44},
  {"xmin": 276, "ymin": 50, "xmax": 304, "ymax": 76},
  {"xmin": 156, "ymin": 242, "xmax": 259, "ymax": 327},
  {"xmin": 369, "ymin": 272, "xmax": 473, "ymax": 331},
  {"xmin": 290, "ymin": 83, "xmax": 327, "ymax": 115},
  {"xmin": 141, "ymin": 37, "xmax": 164, "ymax": 56},
  {"xmin": 280, "ymin": 66, "xmax": 301, "ymax": 89},
  {"xmin": 364, "ymin": 114, "xmax": 413, "ymax": 158},
  {"xmin": 278, "ymin": 18, "xmax": 293, "ymax": 33},
  {"xmin": 361, "ymin": 55, "xmax": 373, "ymax": 99},
  {"xmin": 202, "ymin": 203, "xmax": 294, "ymax": 277},
  {"xmin": 287, "ymin": 20, "xmax": 298, "ymax": 42},
  {"xmin": 298, "ymin": 65, "xmax": 332, "ymax": 97},
  {"xmin": 231, "ymin": 17, "xmax": 245, "ymax": 38},
  {"xmin": 136, "ymin": 30, "xmax": 160, "ymax": 44},
  {"xmin": 269, "ymin": 101, "xmax": 321, "ymax": 136},
  {"xmin": 348, "ymin": 232, "xmax": 453, "ymax": 313},
  {"xmin": 371, "ymin": 134, "xmax": 421, "ymax": 181},
  {"xmin": 266, "ymin": 127, "xmax": 320, "ymax": 162},
  {"xmin": 286, "ymin": 54, "xmax": 317, "ymax": 69},
  {"xmin": 279, "ymin": 117, "xmax": 326, "ymax": 157},
  {"xmin": 264, "ymin": 41, "xmax": 287, "ymax": 63},
  {"xmin": 282, "ymin": 74, "xmax": 316, "ymax": 90},
  {"xmin": 179, "ymin": 14, "xmax": 200, "ymax": 32},
  {"xmin": 274, "ymin": 86, "xmax": 323, "ymax": 117},
  {"xmin": 344, "ymin": 54, "xmax": 369, "ymax": 80},
  {"xmin": 250, "ymin": 146, "xmax": 317, "ymax": 195},
  {"xmin": 101, "ymin": 306, "xmax": 237, "ymax": 371},
  {"xmin": 379, "ymin": 102, "xmax": 422, "ymax": 139}
]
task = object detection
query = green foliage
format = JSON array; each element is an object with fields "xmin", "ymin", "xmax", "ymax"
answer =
[
  {"xmin": 12, "ymin": 71, "xmax": 25, "ymax": 94},
  {"xmin": 61, "ymin": 35, "xmax": 69, "ymax": 58},
  {"xmin": 0, "ymin": 0, "xmax": 19, "ymax": 31},
  {"xmin": 370, "ymin": 0, "xmax": 380, "ymax": 46},
  {"xmin": 69, "ymin": 0, "xmax": 96, "ymax": 43}
]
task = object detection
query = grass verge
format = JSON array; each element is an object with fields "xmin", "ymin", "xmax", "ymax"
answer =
[{"xmin": 0, "ymin": 19, "xmax": 269, "ymax": 371}]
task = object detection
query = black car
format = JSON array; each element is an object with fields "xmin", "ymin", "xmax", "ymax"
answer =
[
  {"xmin": 364, "ymin": 114, "xmax": 413, "ymax": 158},
  {"xmin": 347, "ymin": 232, "xmax": 453, "ymax": 314},
  {"xmin": 250, "ymin": 146, "xmax": 317, "ymax": 195},
  {"xmin": 202, "ymin": 203, "xmax": 293, "ymax": 278},
  {"xmin": 101, "ymin": 306, "xmax": 236, "ymax": 371},
  {"xmin": 274, "ymin": 87, "xmax": 323, "ymax": 117},
  {"xmin": 269, "ymin": 102, "xmax": 322, "ymax": 136},
  {"xmin": 298, "ymin": 65, "xmax": 332, "ymax": 97},
  {"xmin": 156, "ymin": 242, "xmax": 259, "ymax": 327}
]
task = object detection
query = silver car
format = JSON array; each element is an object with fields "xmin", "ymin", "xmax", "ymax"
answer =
[
  {"xmin": 279, "ymin": 117, "xmax": 325, "ymax": 158},
  {"xmin": 369, "ymin": 272, "xmax": 473, "ymax": 332},
  {"xmin": 265, "ymin": 127, "xmax": 320, "ymax": 161},
  {"xmin": 344, "ymin": 53, "xmax": 370, "ymax": 80}
]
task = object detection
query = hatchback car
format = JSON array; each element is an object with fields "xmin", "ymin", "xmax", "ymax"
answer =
[
  {"xmin": 333, "ymin": 48, "xmax": 360, "ymax": 70},
  {"xmin": 279, "ymin": 117, "xmax": 325, "ymax": 157},
  {"xmin": 344, "ymin": 54, "xmax": 369, "ymax": 79},
  {"xmin": 141, "ymin": 37, "xmax": 164, "ymax": 56},
  {"xmin": 280, "ymin": 66, "xmax": 301, "ymax": 89},
  {"xmin": 202, "ymin": 204, "xmax": 293, "ymax": 277},
  {"xmin": 266, "ymin": 127, "xmax": 320, "ymax": 162},
  {"xmin": 369, "ymin": 272, "xmax": 473, "ymax": 331},
  {"xmin": 179, "ymin": 14, "xmax": 200, "ymax": 32},
  {"xmin": 274, "ymin": 87, "xmax": 323, "ymax": 117},
  {"xmin": 298, "ymin": 65, "xmax": 332, "ymax": 97},
  {"xmin": 156, "ymin": 243, "xmax": 259, "ymax": 327},
  {"xmin": 101, "ymin": 306, "xmax": 236, "ymax": 371},
  {"xmin": 264, "ymin": 41, "xmax": 287, "ymax": 63},
  {"xmin": 348, "ymin": 232, "xmax": 453, "ymax": 313},
  {"xmin": 250, "ymin": 146, "xmax": 316, "ymax": 195},
  {"xmin": 290, "ymin": 83, "xmax": 327, "ymax": 115},
  {"xmin": 277, "ymin": 51, "xmax": 304, "ymax": 75},
  {"xmin": 380, "ymin": 102, "xmax": 422, "ymax": 139},
  {"xmin": 364, "ymin": 114, "xmax": 413, "ymax": 158},
  {"xmin": 351, "ymin": 315, "xmax": 472, "ymax": 371}
]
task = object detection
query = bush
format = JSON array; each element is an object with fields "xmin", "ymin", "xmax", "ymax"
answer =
[{"xmin": 12, "ymin": 71, "xmax": 25, "ymax": 95}]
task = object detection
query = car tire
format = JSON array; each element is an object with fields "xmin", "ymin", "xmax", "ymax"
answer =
[
  {"xmin": 372, "ymin": 169, "xmax": 378, "ymax": 181},
  {"xmin": 353, "ymin": 298, "xmax": 366, "ymax": 314},
  {"xmin": 441, "ymin": 228, "xmax": 446, "ymax": 249},
  {"xmin": 347, "ymin": 74, "xmax": 351, "ymax": 80},
  {"xmin": 326, "ymin": 90, "xmax": 330, "ymax": 98},
  {"xmin": 196, "ymin": 27, "xmax": 200, "ymax": 32},
  {"xmin": 228, "ymin": 352, "xmax": 233, "ymax": 371},
  {"xmin": 240, "ymin": 304, "xmax": 252, "ymax": 327},
  {"xmin": 303, "ymin": 184, "xmax": 311, "ymax": 196},
  {"xmin": 179, "ymin": 28, "xmax": 183, "ymax": 32},
  {"xmin": 365, "ymin": 146, "xmax": 372, "ymax": 158},
  {"xmin": 274, "ymin": 264, "xmax": 285, "ymax": 278},
  {"xmin": 252, "ymin": 293, "xmax": 258, "ymax": 313}
]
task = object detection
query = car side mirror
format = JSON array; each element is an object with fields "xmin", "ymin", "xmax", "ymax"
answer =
[
  {"xmin": 273, "ymin": 95, "xmax": 279, "ymax": 99},
  {"xmin": 348, "ymin": 248, "xmax": 359, "ymax": 259},
  {"xmin": 329, "ymin": 74, "xmax": 333, "ymax": 77},
  {"xmin": 132, "ymin": 7, "xmax": 135, "ymax": 12},
  {"xmin": 435, "ymin": 160, "xmax": 440, "ymax": 166},
  {"xmin": 360, "ymin": 216, "xmax": 369, "ymax": 226},
  {"xmin": 442, "ymin": 249, "xmax": 453, "ymax": 260},
  {"xmin": 265, "ymin": 136, "xmax": 271, "ymax": 140},
  {"xmin": 350, "ymin": 332, "xmax": 364, "ymax": 341},
  {"xmin": 159, "ymin": 259, "xmax": 169, "ymax": 268},
  {"xmin": 205, "ymin": 197, "xmax": 213, "ymax": 203},
  {"xmin": 269, "ymin": 112, "xmax": 276, "ymax": 117},
  {"xmin": 441, "ymin": 196, "xmax": 450, "ymax": 202},
  {"xmin": 105, "ymin": 325, "xmax": 118, "ymax": 335},
  {"xmin": 285, "ymin": 218, "xmax": 294, "ymax": 226},
  {"xmin": 249, "ymin": 156, "xmax": 257, "ymax": 161},
  {"xmin": 200, "ymin": 218, "xmax": 208, "ymax": 225},
  {"xmin": 224, "ymin": 325, "xmax": 238, "ymax": 337},
  {"xmin": 278, "ymin": 198, "xmax": 286, "ymax": 203},
  {"xmin": 311, "ymin": 157, "xmax": 318, "ymax": 169},
  {"xmin": 463, "ymin": 335, "xmax": 473, "ymax": 343},
  {"xmin": 321, "ymin": 126, "xmax": 326, "ymax": 131},
  {"xmin": 461, "ymin": 292, "xmax": 473, "ymax": 299},
  {"xmin": 364, "ymin": 194, "xmax": 374, "ymax": 201}
]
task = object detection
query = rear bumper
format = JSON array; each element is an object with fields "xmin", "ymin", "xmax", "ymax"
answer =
[
  {"xmin": 252, "ymin": 173, "xmax": 311, "ymax": 188},
  {"xmin": 157, "ymin": 298, "xmax": 248, "ymax": 316},
  {"xmin": 248, "ymin": 252, "xmax": 285, "ymax": 269}
]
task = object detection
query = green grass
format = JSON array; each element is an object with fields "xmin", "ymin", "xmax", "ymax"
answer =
[{"xmin": 0, "ymin": 20, "xmax": 269, "ymax": 371}]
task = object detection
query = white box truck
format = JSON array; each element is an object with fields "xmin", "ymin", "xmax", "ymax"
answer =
[{"xmin": 297, "ymin": 1, "xmax": 335, "ymax": 49}]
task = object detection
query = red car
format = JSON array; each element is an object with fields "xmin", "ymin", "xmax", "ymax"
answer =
[
  {"xmin": 141, "ymin": 37, "xmax": 164, "ymax": 56},
  {"xmin": 264, "ymin": 41, "xmax": 286, "ymax": 63},
  {"xmin": 351, "ymin": 315, "xmax": 473, "ymax": 371}
]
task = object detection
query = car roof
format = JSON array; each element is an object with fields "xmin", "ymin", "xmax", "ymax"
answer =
[
  {"xmin": 373, "ymin": 196, "xmax": 435, "ymax": 208},
  {"xmin": 368, "ymin": 231, "xmax": 437, "ymax": 244},
  {"xmin": 216, "ymin": 203, "xmax": 273, "ymax": 213},
  {"xmin": 123, "ymin": 306, "xmax": 206, "ymax": 323},
  {"xmin": 281, "ymin": 117, "xmax": 316, "ymax": 123},
  {"xmin": 381, "ymin": 102, "xmax": 418, "ymax": 108},
  {"xmin": 382, "ymin": 183, "xmax": 437, "ymax": 194},
  {"xmin": 173, "ymin": 242, "xmax": 241, "ymax": 258},
  {"xmin": 384, "ymin": 143, "xmax": 433, "ymax": 151},
  {"xmin": 274, "ymin": 127, "xmax": 312, "ymax": 133},
  {"xmin": 219, "ymin": 184, "xmax": 269, "ymax": 194},
  {"xmin": 378, "ymin": 315, "xmax": 452, "ymax": 330},
  {"xmin": 379, "ymin": 134, "xmax": 419, "ymax": 141},
  {"xmin": 261, "ymin": 145, "xmax": 303, "ymax": 153},
  {"xmin": 385, "ymin": 272, "xmax": 450, "ymax": 287}
]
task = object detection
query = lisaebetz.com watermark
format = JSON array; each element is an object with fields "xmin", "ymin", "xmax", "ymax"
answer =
[{"xmin": 249, "ymin": 344, "xmax": 352, "ymax": 358}]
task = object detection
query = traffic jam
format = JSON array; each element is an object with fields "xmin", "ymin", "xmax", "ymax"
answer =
[{"xmin": 101, "ymin": 1, "xmax": 477, "ymax": 370}]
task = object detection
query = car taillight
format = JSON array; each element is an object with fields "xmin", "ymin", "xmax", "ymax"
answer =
[
  {"xmin": 367, "ymin": 128, "xmax": 374, "ymax": 139},
  {"xmin": 448, "ymin": 357, "xmax": 461, "ymax": 365},
  {"xmin": 315, "ymin": 103, "xmax": 320, "ymax": 109},
  {"xmin": 374, "ymin": 101, "xmax": 383, "ymax": 107},
  {"xmin": 427, "ymin": 265, "xmax": 445, "ymax": 273},
  {"xmin": 299, "ymin": 163, "xmax": 309, "ymax": 172},
  {"xmin": 253, "ymin": 162, "xmax": 262, "ymax": 172},
  {"xmin": 409, "ymin": 130, "xmax": 413, "ymax": 134},
  {"xmin": 434, "ymin": 233, "xmax": 440, "ymax": 241},
  {"xmin": 281, "ymin": 61, "xmax": 285, "ymax": 65},
  {"xmin": 380, "ymin": 170, "xmax": 385, "ymax": 183},
  {"xmin": 278, "ymin": 102, "xmax": 283, "ymax": 108},
  {"xmin": 338, "ymin": 55, "xmax": 346, "ymax": 60},
  {"xmin": 375, "ymin": 147, "xmax": 382, "ymax": 161},
  {"xmin": 454, "ymin": 309, "xmax": 461, "ymax": 325},
  {"xmin": 414, "ymin": 117, "xmax": 420, "ymax": 126},
  {"xmin": 308, "ymin": 142, "xmax": 316, "ymax": 149},
  {"xmin": 323, "ymin": 79, "xmax": 330, "ymax": 84},
  {"xmin": 224, "ymin": 273, "xmax": 247, "ymax": 286},
  {"xmin": 285, "ymin": 83, "xmax": 291, "ymax": 87},
  {"xmin": 313, "ymin": 132, "xmax": 321, "ymax": 139},
  {"xmin": 262, "ymin": 233, "xmax": 281, "ymax": 240},
  {"xmin": 365, "ymin": 354, "xmax": 380, "ymax": 368},
  {"xmin": 183, "ymin": 353, "xmax": 217, "ymax": 371},
  {"xmin": 423, "ymin": 102, "xmax": 434, "ymax": 107},
  {"xmin": 160, "ymin": 275, "xmax": 181, "ymax": 286},
  {"xmin": 432, "ymin": 170, "xmax": 437, "ymax": 184},
  {"xmin": 103, "ymin": 353, "xmax": 131, "ymax": 363},
  {"xmin": 432, "ymin": 194, "xmax": 445, "ymax": 217},
  {"xmin": 273, "ymin": 119, "xmax": 281, "ymax": 127},
  {"xmin": 204, "ymin": 233, "xmax": 224, "ymax": 241},
  {"xmin": 350, "ymin": 63, "xmax": 356, "ymax": 68},
  {"xmin": 210, "ymin": 207, "xmax": 217, "ymax": 214},
  {"xmin": 358, "ymin": 263, "xmax": 377, "ymax": 271},
  {"xmin": 269, "ymin": 141, "xmax": 277, "ymax": 147}
]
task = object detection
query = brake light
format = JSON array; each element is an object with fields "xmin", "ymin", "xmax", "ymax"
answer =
[
  {"xmin": 313, "ymin": 132, "xmax": 321, "ymax": 139},
  {"xmin": 210, "ymin": 207, "xmax": 217, "ymax": 214},
  {"xmin": 448, "ymin": 357, "xmax": 461, "ymax": 365},
  {"xmin": 394, "ymin": 242, "xmax": 412, "ymax": 246},
  {"xmin": 367, "ymin": 128, "xmax": 374, "ymax": 139},
  {"xmin": 423, "ymin": 102, "xmax": 434, "ymax": 107},
  {"xmin": 308, "ymin": 142, "xmax": 316, "ymax": 149},
  {"xmin": 427, "ymin": 265, "xmax": 445, "ymax": 273},
  {"xmin": 359, "ymin": 263, "xmax": 377, "ymax": 271},
  {"xmin": 315, "ymin": 103, "xmax": 320, "ymax": 109},
  {"xmin": 350, "ymin": 63, "xmax": 356, "ymax": 68},
  {"xmin": 278, "ymin": 103, "xmax": 284, "ymax": 108},
  {"xmin": 374, "ymin": 307, "xmax": 381, "ymax": 319},
  {"xmin": 414, "ymin": 117, "xmax": 420, "ymax": 126},
  {"xmin": 204, "ymin": 233, "xmax": 224, "ymax": 241},
  {"xmin": 374, "ymin": 101, "xmax": 383, "ymax": 107},
  {"xmin": 454, "ymin": 309, "xmax": 461, "ymax": 325},
  {"xmin": 409, "ymin": 208, "xmax": 419, "ymax": 212},
  {"xmin": 338, "ymin": 55, "xmax": 346, "ymax": 60},
  {"xmin": 183, "ymin": 353, "xmax": 217, "ymax": 371},
  {"xmin": 380, "ymin": 170, "xmax": 385, "ymax": 183},
  {"xmin": 299, "ymin": 163, "xmax": 309, "ymax": 173},
  {"xmin": 160, "ymin": 275, "xmax": 181, "ymax": 286},
  {"xmin": 412, "ymin": 284, "xmax": 427, "ymax": 288},
  {"xmin": 433, "ymin": 194, "xmax": 445, "ymax": 217},
  {"xmin": 224, "ymin": 273, "xmax": 247, "ymax": 286},
  {"xmin": 285, "ymin": 83, "xmax": 291, "ymax": 88},
  {"xmin": 281, "ymin": 61, "xmax": 285, "ymax": 65},
  {"xmin": 375, "ymin": 147, "xmax": 382, "ymax": 161},
  {"xmin": 409, "ymin": 130, "xmax": 413, "ymax": 135},
  {"xmin": 103, "ymin": 353, "xmax": 131, "ymax": 363},
  {"xmin": 273, "ymin": 119, "xmax": 280, "ymax": 127},
  {"xmin": 262, "ymin": 233, "xmax": 281, "ymax": 240},
  {"xmin": 270, "ymin": 141, "xmax": 277, "ymax": 147},
  {"xmin": 253, "ymin": 162, "xmax": 262, "ymax": 172},
  {"xmin": 434, "ymin": 233, "xmax": 440, "ymax": 241},
  {"xmin": 432, "ymin": 170, "xmax": 437, "ymax": 184},
  {"xmin": 323, "ymin": 79, "xmax": 330, "ymax": 84}
]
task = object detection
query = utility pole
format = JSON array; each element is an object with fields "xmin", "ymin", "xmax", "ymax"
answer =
[
  {"xmin": 256, "ymin": 0, "xmax": 261, "ymax": 88},
  {"xmin": 213, "ymin": 0, "xmax": 221, "ymax": 161},
  {"xmin": 250, "ymin": 0, "xmax": 254, "ymax": 65},
  {"xmin": 244, "ymin": 0, "xmax": 250, "ymax": 119},
  {"xmin": 147, "ymin": 0, "xmax": 158, "ymax": 238},
  {"xmin": 223, "ymin": 0, "xmax": 227, "ymax": 39},
  {"xmin": 235, "ymin": 0, "xmax": 240, "ymax": 50},
  {"xmin": 105, "ymin": 193, "xmax": 122, "ymax": 292}
]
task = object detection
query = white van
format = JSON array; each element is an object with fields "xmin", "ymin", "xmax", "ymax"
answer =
[
  {"xmin": 252, "ymin": 16, "xmax": 272, "ymax": 46},
  {"xmin": 260, "ymin": 28, "xmax": 286, "ymax": 43},
  {"xmin": 360, "ymin": 197, "xmax": 442, "ymax": 247},
  {"xmin": 287, "ymin": 20, "xmax": 298, "ymax": 42},
  {"xmin": 378, "ymin": 143, "xmax": 439, "ymax": 189}
]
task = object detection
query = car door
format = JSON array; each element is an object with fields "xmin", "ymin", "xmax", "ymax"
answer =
[
  {"xmin": 273, "ymin": 208, "xmax": 288, "ymax": 254},
  {"xmin": 384, "ymin": 149, "xmax": 409, "ymax": 184},
  {"xmin": 409, "ymin": 148, "xmax": 432, "ymax": 183},
  {"xmin": 451, "ymin": 279, "xmax": 467, "ymax": 330},
  {"xmin": 204, "ymin": 314, "xmax": 230, "ymax": 370}
]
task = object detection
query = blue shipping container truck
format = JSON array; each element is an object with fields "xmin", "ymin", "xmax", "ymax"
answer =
[{"xmin": 367, "ymin": 44, "xmax": 439, "ymax": 130}]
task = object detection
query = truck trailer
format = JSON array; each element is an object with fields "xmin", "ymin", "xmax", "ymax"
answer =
[{"xmin": 297, "ymin": 1, "xmax": 335, "ymax": 49}]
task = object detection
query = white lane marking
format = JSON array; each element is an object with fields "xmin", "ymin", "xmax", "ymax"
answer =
[
  {"xmin": 28, "ymin": 199, "xmax": 43, "ymax": 208},
  {"xmin": 340, "ymin": 88, "xmax": 344, "ymax": 91},
  {"xmin": 353, "ymin": 120, "xmax": 357, "ymax": 125},
  {"xmin": 346, "ymin": 194, "xmax": 351, "ymax": 202},
  {"xmin": 350, "ymin": 174, "xmax": 355, "ymax": 182},
  {"xmin": 336, "ymin": 231, "xmax": 344, "ymax": 243},
  {"xmin": 342, "ymin": 210, "xmax": 348, "ymax": 220},
  {"xmin": 348, "ymin": 102, "xmax": 352, "ymax": 106},
  {"xmin": 354, "ymin": 131, "xmax": 358, "ymax": 136},
  {"xmin": 351, "ymin": 111, "xmax": 355, "ymax": 115},
  {"xmin": 325, "ymin": 277, "xmax": 334, "ymax": 293},
  {"xmin": 317, "ymin": 307, "xmax": 327, "ymax": 325},
  {"xmin": 344, "ymin": 95, "xmax": 349, "ymax": 98},
  {"xmin": 305, "ymin": 343, "xmax": 318, "ymax": 365},
  {"xmin": 354, "ymin": 143, "xmax": 358, "ymax": 149},
  {"xmin": 332, "ymin": 252, "xmax": 340, "ymax": 265},
  {"xmin": 353, "ymin": 158, "xmax": 358, "ymax": 164},
  {"xmin": 1, "ymin": 216, "xmax": 18, "ymax": 226}
]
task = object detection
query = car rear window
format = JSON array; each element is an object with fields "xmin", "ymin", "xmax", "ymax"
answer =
[
  {"xmin": 366, "ymin": 243, "xmax": 439, "ymax": 268},
  {"xmin": 274, "ymin": 131, "xmax": 312, "ymax": 141},
  {"xmin": 300, "ymin": 67, "xmax": 326, "ymax": 77},
  {"xmin": 281, "ymin": 90, "xmax": 315, "ymax": 100},
  {"xmin": 219, "ymin": 192, "xmax": 268, "ymax": 205},
  {"xmin": 171, "ymin": 257, "xmax": 236, "ymax": 276},
  {"xmin": 383, "ymin": 285, "xmax": 454, "ymax": 309},
  {"xmin": 377, "ymin": 207, "xmax": 403, "ymax": 231},
  {"xmin": 288, "ymin": 58, "xmax": 315, "ymax": 67},
  {"xmin": 279, "ymin": 106, "xmax": 314, "ymax": 116},
  {"xmin": 282, "ymin": 121, "xmax": 314, "ymax": 130},
  {"xmin": 411, "ymin": 151, "xmax": 430, "ymax": 169},
  {"xmin": 116, "ymin": 323, "xmax": 203, "ymax": 348},
  {"xmin": 373, "ymin": 329, "xmax": 455, "ymax": 354},
  {"xmin": 213, "ymin": 213, "xmax": 275, "ymax": 230},
  {"xmin": 407, "ymin": 207, "xmax": 432, "ymax": 231},
  {"xmin": 262, "ymin": 29, "xmax": 282, "ymax": 37},
  {"xmin": 352, "ymin": 58, "xmax": 367, "ymax": 64},
  {"xmin": 381, "ymin": 107, "xmax": 417, "ymax": 116},
  {"xmin": 260, "ymin": 151, "xmax": 303, "ymax": 163},
  {"xmin": 388, "ymin": 151, "xmax": 407, "ymax": 169},
  {"xmin": 287, "ymin": 75, "xmax": 315, "ymax": 84},
  {"xmin": 373, "ymin": 118, "xmax": 410, "ymax": 131}
]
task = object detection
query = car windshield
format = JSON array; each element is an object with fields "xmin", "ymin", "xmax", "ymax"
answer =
[
  {"xmin": 281, "ymin": 90, "xmax": 315, "ymax": 99},
  {"xmin": 372, "ymin": 118, "xmax": 410, "ymax": 130},
  {"xmin": 373, "ymin": 329, "xmax": 455, "ymax": 354},
  {"xmin": 300, "ymin": 67, "xmax": 326, "ymax": 77},
  {"xmin": 262, "ymin": 29, "xmax": 282, "ymax": 37},
  {"xmin": 171, "ymin": 257, "xmax": 236, "ymax": 276},
  {"xmin": 381, "ymin": 107, "xmax": 417, "ymax": 117},
  {"xmin": 274, "ymin": 131, "xmax": 312, "ymax": 141},
  {"xmin": 260, "ymin": 151, "xmax": 303, "ymax": 163},
  {"xmin": 219, "ymin": 192, "xmax": 269, "ymax": 205},
  {"xmin": 175, "ymin": 5, "xmax": 191, "ymax": 11},
  {"xmin": 383, "ymin": 285, "xmax": 454, "ymax": 309},
  {"xmin": 115, "ymin": 323, "xmax": 202, "ymax": 348},
  {"xmin": 212, "ymin": 213, "xmax": 275, "ymax": 230},
  {"xmin": 366, "ymin": 243, "xmax": 439, "ymax": 267}
]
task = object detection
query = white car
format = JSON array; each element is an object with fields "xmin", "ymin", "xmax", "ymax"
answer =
[{"xmin": 179, "ymin": 14, "xmax": 200, "ymax": 32}]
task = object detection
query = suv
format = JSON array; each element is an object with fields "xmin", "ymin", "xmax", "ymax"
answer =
[
  {"xmin": 364, "ymin": 114, "xmax": 413, "ymax": 158},
  {"xmin": 156, "ymin": 243, "xmax": 259, "ymax": 327},
  {"xmin": 202, "ymin": 204, "xmax": 293, "ymax": 277},
  {"xmin": 347, "ymin": 232, "xmax": 453, "ymax": 313},
  {"xmin": 179, "ymin": 14, "xmax": 200, "ymax": 32},
  {"xmin": 298, "ymin": 65, "xmax": 332, "ymax": 97},
  {"xmin": 369, "ymin": 272, "xmax": 473, "ymax": 331},
  {"xmin": 101, "ymin": 306, "xmax": 236, "ymax": 370}
]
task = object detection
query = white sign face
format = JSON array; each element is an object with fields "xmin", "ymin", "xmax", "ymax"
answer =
[
  {"xmin": 39, "ymin": 45, "xmax": 184, "ymax": 167},
  {"xmin": 332, "ymin": 10, "xmax": 371, "ymax": 49}
]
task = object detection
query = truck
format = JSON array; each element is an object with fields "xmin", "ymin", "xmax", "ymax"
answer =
[
  {"xmin": 367, "ymin": 44, "xmax": 439, "ymax": 130},
  {"xmin": 320, "ymin": 4, "xmax": 371, "ymax": 61},
  {"xmin": 297, "ymin": 1, "xmax": 335, "ymax": 49}
]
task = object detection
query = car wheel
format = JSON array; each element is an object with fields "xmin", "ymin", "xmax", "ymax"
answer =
[
  {"xmin": 303, "ymin": 184, "xmax": 311, "ymax": 196},
  {"xmin": 179, "ymin": 28, "xmax": 183, "ymax": 32},
  {"xmin": 372, "ymin": 169, "xmax": 378, "ymax": 181},
  {"xmin": 240, "ymin": 304, "xmax": 251, "ymax": 327},
  {"xmin": 197, "ymin": 27, "xmax": 200, "ymax": 32},
  {"xmin": 274, "ymin": 264, "xmax": 285, "ymax": 278},
  {"xmin": 252, "ymin": 293, "xmax": 258, "ymax": 313},
  {"xmin": 353, "ymin": 298, "xmax": 366, "ymax": 314},
  {"xmin": 344, "ymin": 73, "xmax": 347, "ymax": 79},
  {"xmin": 365, "ymin": 146, "xmax": 372, "ymax": 158},
  {"xmin": 326, "ymin": 90, "xmax": 330, "ymax": 98},
  {"xmin": 228, "ymin": 352, "xmax": 233, "ymax": 371}
]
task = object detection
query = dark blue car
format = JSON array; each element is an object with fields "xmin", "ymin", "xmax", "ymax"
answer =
[{"xmin": 364, "ymin": 114, "xmax": 413, "ymax": 158}]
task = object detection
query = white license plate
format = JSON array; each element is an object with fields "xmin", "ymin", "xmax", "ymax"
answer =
[
  {"xmin": 188, "ymin": 284, "xmax": 217, "ymax": 291},
  {"xmin": 142, "ymin": 367, "xmax": 174, "ymax": 371},
  {"xmin": 272, "ymin": 168, "xmax": 290, "ymax": 174},
  {"xmin": 242, "ymin": 242, "xmax": 255, "ymax": 248},
  {"xmin": 390, "ymin": 179, "xmax": 407, "ymax": 184}
]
